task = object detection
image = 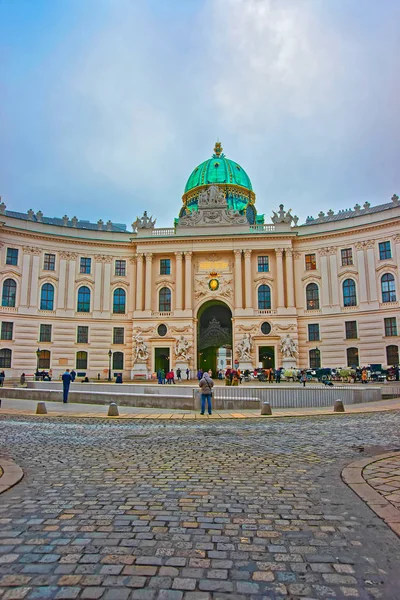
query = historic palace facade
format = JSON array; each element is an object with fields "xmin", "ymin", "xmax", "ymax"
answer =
[{"xmin": 1, "ymin": 142, "xmax": 399, "ymax": 378}]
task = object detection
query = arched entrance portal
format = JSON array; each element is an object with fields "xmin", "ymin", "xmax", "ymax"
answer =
[{"xmin": 197, "ymin": 300, "xmax": 232, "ymax": 375}]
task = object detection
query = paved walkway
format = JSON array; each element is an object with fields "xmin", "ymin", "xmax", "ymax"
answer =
[
  {"xmin": 0, "ymin": 397, "xmax": 400, "ymax": 420},
  {"xmin": 1, "ymin": 412, "xmax": 400, "ymax": 599}
]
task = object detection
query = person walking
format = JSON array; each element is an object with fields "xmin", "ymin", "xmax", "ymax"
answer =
[
  {"xmin": 300, "ymin": 371, "xmax": 307, "ymax": 387},
  {"xmin": 176, "ymin": 368, "xmax": 182, "ymax": 381},
  {"xmin": 186, "ymin": 368, "xmax": 190, "ymax": 380},
  {"xmin": 275, "ymin": 368, "xmax": 281, "ymax": 383},
  {"xmin": 70, "ymin": 369, "xmax": 76, "ymax": 382},
  {"xmin": 0, "ymin": 370, "xmax": 4, "ymax": 387},
  {"xmin": 20, "ymin": 373, "xmax": 26, "ymax": 386},
  {"xmin": 62, "ymin": 369, "xmax": 72, "ymax": 403},
  {"xmin": 361, "ymin": 368, "xmax": 368, "ymax": 384},
  {"xmin": 197, "ymin": 369, "xmax": 203, "ymax": 381},
  {"xmin": 199, "ymin": 371, "xmax": 214, "ymax": 415}
]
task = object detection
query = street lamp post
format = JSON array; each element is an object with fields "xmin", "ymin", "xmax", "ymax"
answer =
[
  {"xmin": 36, "ymin": 348, "xmax": 41, "ymax": 380},
  {"xmin": 108, "ymin": 349, "xmax": 112, "ymax": 382}
]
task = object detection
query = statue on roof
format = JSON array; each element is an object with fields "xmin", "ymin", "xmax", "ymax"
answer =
[
  {"xmin": 132, "ymin": 211, "xmax": 156, "ymax": 231},
  {"xmin": 271, "ymin": 204, "xmax": 298, "ymax": 226}
]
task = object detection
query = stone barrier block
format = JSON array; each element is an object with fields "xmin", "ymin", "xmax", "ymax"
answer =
[
  {"xmin": 36, "ymin": 402, "xmax": 47, "ymax": 415},
  {"xmin": 261, "ymin": 402, "xmax": 272, "ymax": 415},
  {"xmin": 334, "ymin": 399, "xmax": 345, "ymax": 412},
  {"xmin": 108, "ymin": 402, "xmax": 119, "ymax": 417}
]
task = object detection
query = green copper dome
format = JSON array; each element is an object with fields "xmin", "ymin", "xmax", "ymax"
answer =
[
  {"xmin": 180, "ymin": 142, "xmax": 262, "ymax": 224},
  {"xmin": 184, "ymin": 142, "xmax": 253, "ymax": 193}
]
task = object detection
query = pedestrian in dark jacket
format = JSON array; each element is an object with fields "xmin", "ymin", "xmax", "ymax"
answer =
[
  {"xmin": 62, "ymin": 369, "xmax": 73, "ymax": 403},
  {"xmin": 199, "ymin": 372, "xmax": 214, "ymax": 415},
  {"xmin": 70, "ymin": 369, "xmax": 76, "ymax": 382}
]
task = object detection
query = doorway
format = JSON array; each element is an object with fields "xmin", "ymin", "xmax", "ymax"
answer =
[
  {"xmin": 197, "ymin": 300, "xmax": 232, "ymax": 375},
  {"xmin": 258, "ymin": 346, "xmax": 275, "ymax": 369},
  {"xmin": 155, "ymin": 348, "xmax": 170, "ymax": 373}
]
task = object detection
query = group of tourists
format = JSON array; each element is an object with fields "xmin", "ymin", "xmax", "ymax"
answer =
[{"xmin": 156, "ymin": 367, "xmax": 190, "ymax": 384}]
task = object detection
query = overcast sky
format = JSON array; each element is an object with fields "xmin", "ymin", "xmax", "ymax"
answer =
[{"xmin": 1, "ymin": 0, "xmax": 400, "ymax": 228}]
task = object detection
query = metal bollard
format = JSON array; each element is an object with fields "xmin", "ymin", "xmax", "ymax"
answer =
[
  {"xmin": 36, "ymin": 401, "xmax": 47, "ymax": 415},
  {"xmin": 333, "ymin": 399, "xmax": 345, "ymax": 413},
  {"xmin": 261, "ymin": 402, "xmax": 272, "ymax": 416},
  {"xmin": 108, "ymin": 402, "xmax": 119, "ymax": 417}
]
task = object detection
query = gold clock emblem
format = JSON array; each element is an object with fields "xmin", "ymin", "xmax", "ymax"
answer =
[{"xmin": 209, "ymin": 278, "xmax": 219, "ymax": 291}]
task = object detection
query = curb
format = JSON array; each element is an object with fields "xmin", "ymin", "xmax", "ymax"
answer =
[
  {"xmin": 0, "ymin": 457, "xmax": 24, "ymax": 494},
  {"xmin": 342, "ymin": 451, "xmax": 400, "ymax": 537}
]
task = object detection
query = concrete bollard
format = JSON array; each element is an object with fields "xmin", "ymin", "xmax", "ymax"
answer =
[
  {"xmin": 261, "ymin": 402, "xmax": 272, "ymax": 416},
  {"xmin": 108, "ymin": 402, "xmax": 119, "ymax": 417},
  {"xmin": 36, "ymin": 401, "xmax": 47, "ymax": 415},
  {"xmin": 333, "ymin": 399, "xmax": 345, "ymax": 413}
]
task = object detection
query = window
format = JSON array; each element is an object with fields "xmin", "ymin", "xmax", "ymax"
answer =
[
  {"xmin": 43, "ymin": 253, "xmax": 56, "ymax": 271},
  {"xmin": 308, "ymin": 324, "xmax": 320, "ymax": 341},
  {"xmin": 2, "ymin": 279, "xmax": 17, "ymax": 307},
  {"xmin": 76, "ymin": 351, "xmax": 88, "ymax": 369},
  {"xmin": 379, "ymin": 241, "xmax": 392, "ymax": 260},
  {"xmin": 115, "ymin": 260, "xmax": 126, "ymax": 277},
  {"xmin": 40, "ymin": 283, "xmax": 54, "ymax": 311},
  {"xmin": 347, "ymin": 347, "xmax": 359, "ymax": 367},
  {"xmin": 257, "ymin": 256, "xmax": 269, "ymax": 272},
  {"xmin": 113, "ymin": 288, "xmax": 126, "ymax": 314},
  {"xmin": 113, "ymin": 327, "xmax": 124, "ymax": 344},
  {"xmin": 6, "ymin": 248, "xmax": 18, "ymax": 266},
  {"xmin": 113, "ymin": 352, "xmax": 124, "ymax": 370},
  {"xmin": 258, "ymin": 285, "xmax": 271, "ymax": 310},
  {"xmin": 80, "ymin": 257, "xmax": 91, "ymax": 274},
  {"xmin": 341, "ymin": 248, "xmax": 353, "ymax": 266},
  {"xmin": 159, "ymin": 287, "xmax": 171, "ymax": 312},
  {"xmin": 77, "ymin": 286, "xmax": 91, "ymax": 312},
  {"xmin": 77, "ymin": 326, "xmax": 89, "ymax": 344},
  {"xmin": 261, "ymin": 322, "xmax": 271, "ymax": 335},
  {"xmin": 384, "ymin": 317, "xmax": 397, "ymax": 337},
  {"xmin": 386, "ymin": 345, "xmax": 399, "ymax": 365},
  {"xmin": 39, "ymin": 324, "xmax": 52, "ymax": 342},
  {"xmin": 309, "ymin": 349, "xmax": 321, "ymax": 369},
  {"xmin": 305, "ymin": 254, "xmax": 316, "ymax": 270},
  {"xmin": 343, "ymin": 279, "xmax": 357, "ymax": 307},
  {"xmin": 306, "ymin": 283, "xmax": 319, "ymax": 310},
  {"xmin": 345, "ymin": 321, "xmax": 358, "ymax": 339},
  {"xmin": 381, "ymin": 274, "xmax": 396, "ymax": 303},
  {"xmin": 38, "ymin": 349, "xmax": 50, "ymax": 369},
  {"xmin": 1, "ymin": 322, "xmax": 13, "ymax": 341},
  {"xmin": 0, "ymin": 348, "xmax": 12, "ymax": 368},
  {"xmin": 157, "ymin": 324, "xmax": 167, "ymax": 337},
  {"xmin": 160, "ymin": 259, "xmax": 170, "ymax": 275}
]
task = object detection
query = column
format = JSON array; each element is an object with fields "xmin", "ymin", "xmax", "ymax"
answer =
[
  {"xmin": 103, "ymin": 258, "xmax": 112, "ymax": 312},
  {"xmin": 57, "ymin": 255, "xmax": 67, "ymax": 309},
  {"xmin": 136, "ymin": 254, "xmax": 144, "ymax": 311},
  {"xmin": 275, "ymin": 248, "xmax": 284, "ymax": 308},
  {"xmin": 29, "ymin": 251, "xmax": 41, "ymax": 308},
  {"xmin": 366, "ymin": 242, "xmax": 378, "ymax": 302},
  {"xmin": 234, "ymin": 250, "xmax": 242, "ymax": 309},
  {"xmin": 318, "ymin": 248, "xmax": 330, "ymax": 306},
  {"xmin": 66, "ymin": 255, "xmax": 77, "ymax": 310},
  {"xmin": 184, "ymin": 251, "xmax": 193, "ymax": 310},
  {"xmin": 395, "ymin": 235, "xmax": 400, "ymax": 298},
  {"xmin": 144, "ymin": 253, "xmax": 153, "ymax": 311},
  {"xmin": 244, "ymin": 250, "xmax": 252, "ymax": 309},
  {"xmin": 93, "ymin": 258, "xmax": 103, "ymax": 311},
  {"xmin": 329, "ymin": 249, "xmax": 339, "ymax": 305},
  {"xmin": 175, "ymin": 252, "xmax": 183, "ymax": 310},
  {"xmin": 285, "ymin": 249, "xmax": 295, "ymax": 308},
  {"xmin": 20, "ymin": 250, "xmax": 31, "ymax": 306},
  {"xmin": 355, "ymin": 243, "xmax": 368, "ymax": 303},
  {"xmin": 129, "ymin": 256, "xmax": 137, "ymax": 312}
]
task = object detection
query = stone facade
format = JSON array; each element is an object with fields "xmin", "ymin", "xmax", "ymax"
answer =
[{"xmin": 1, "ymin": 193, "xmax": 399, "ymax": 378}]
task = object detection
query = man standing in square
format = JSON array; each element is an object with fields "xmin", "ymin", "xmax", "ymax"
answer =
[{"xmin": 62, "ymin": 369, "xmax": 72, "ymax": 403}]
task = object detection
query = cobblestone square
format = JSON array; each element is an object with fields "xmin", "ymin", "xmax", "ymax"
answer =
[{"xmin": 1, "ymin": 412, "xmax": 400, "ymax": 599}]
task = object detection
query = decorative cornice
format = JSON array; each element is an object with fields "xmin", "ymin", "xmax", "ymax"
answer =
[
  {"xmin": 23, "ymin": 246, "xmax": 41, "ymax": 255},
  {"xmin": 275, "ymin": 248, "xmax": 284, "ymax": 257},
  {"xmin": 234, "ymin": 250, "xmax": 242, "ymax": 258},
  {"xmin": 94, "ymin": 254, "xmax": 113, "ymax": 263},
  {"xmin": 244, "ymin": 249, "xmax": 252, "ymax": 258},
  {"xmin": 145, "ymin": 253, "xmax": 153, "ymax": 261},
  {"xmin": 174, "ymin": 251, "xmax": 183, "ymax": 259},
  {"xmin": 60, "ymin": 251, "xmax": 78, "ymax": 260},
  {"xmin": 301, "ymin": 274, "xmax": 322, "ymax": 282},
  {"xmin": 184, "ymin": 251, "xmax": 193, "ymax": 258},
  {"xmin": 376, "ymin": 263, "xmax": 397, "ymax": 273},
  {"xmin": 254, "ymin": 274, "xmax": 274, "ymax": 284}
]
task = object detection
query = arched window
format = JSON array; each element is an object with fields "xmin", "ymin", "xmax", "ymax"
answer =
[
  {"xmin": 258, "ymin": 285, "xmax": 271, "ymax": 310},
  {"xmin": 309, "ymin": 348, "xmax": 321, "ymax": 369},
  {"xmin": 113, "ymin": 352, "xmax": 124, "ymax": 370},
  {"xmin": 343, "ymin": 279, "xmax": 357, "ymax": 307},
  {"xmin": 159, "ymin": 287, "xmax": 171, "ymax": 312},
  {"xmin": 113, "ymin": 288, "xmax": 126, "ymax": 314},
  {"xmin": 0, "ymin": 348, "xmax": 12, "ymax": 368},
  {"xmin": 77, "ymin": 286, "xmax": 90, "ymax": 313},
  {"xmin": 306, "ymin": 283, "xmax": 319, "ymax": 310},
  {"xmin": 40, "ymin": 283, "xmax": 54, "ymax": 311},
  {"xmin": 347, "ymin": 347, "xmax": 359, "ymax": 367},
  {"xmin": 2, "ymin": 279, "xmax": 16, "ymax": 307},
  {"xmin": 38, "ymin": 350, "xmax": 51, "ymax": 369},
  {"xmin": 381, "ymin": 274, "xmax": 396, "ymax": 303},
  {"xmin": 386, "ymin": 345, "xmax": 399, "ymax": 365},
  {"xmin": 76, "ymin": 351, "xmax": 88, "ymax": 369}
]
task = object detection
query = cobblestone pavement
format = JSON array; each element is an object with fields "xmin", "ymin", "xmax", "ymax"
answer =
[
  {"xmin": 363, "ymin": 456, "xmax": 400, "ymax": 509},
  {"xmin": 1, "ymin": 412, "xmax": 400, "ymax": 600}
]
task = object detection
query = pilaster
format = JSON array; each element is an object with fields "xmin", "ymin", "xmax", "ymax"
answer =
[
  {"xmin": 234, "ymin": 250, "xmax": 243, "ymax": 309},
  {"xmin": 244, "ymin": 249, "xmax": 252, "ymax": 309},
  {"xmin": 144, "ymin": 253, "xmax": 153, "ymax": 311},
  {"xmin": 175, "ymin": 251, "xmax": 183, "ymax": 310},
  {"xmin": 275, "ymin": 248, "xmax": 284, "ymax": 310},
  {"xmin": 184, "ymin": 251, "xmax": 193, "ymax": 311}
]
